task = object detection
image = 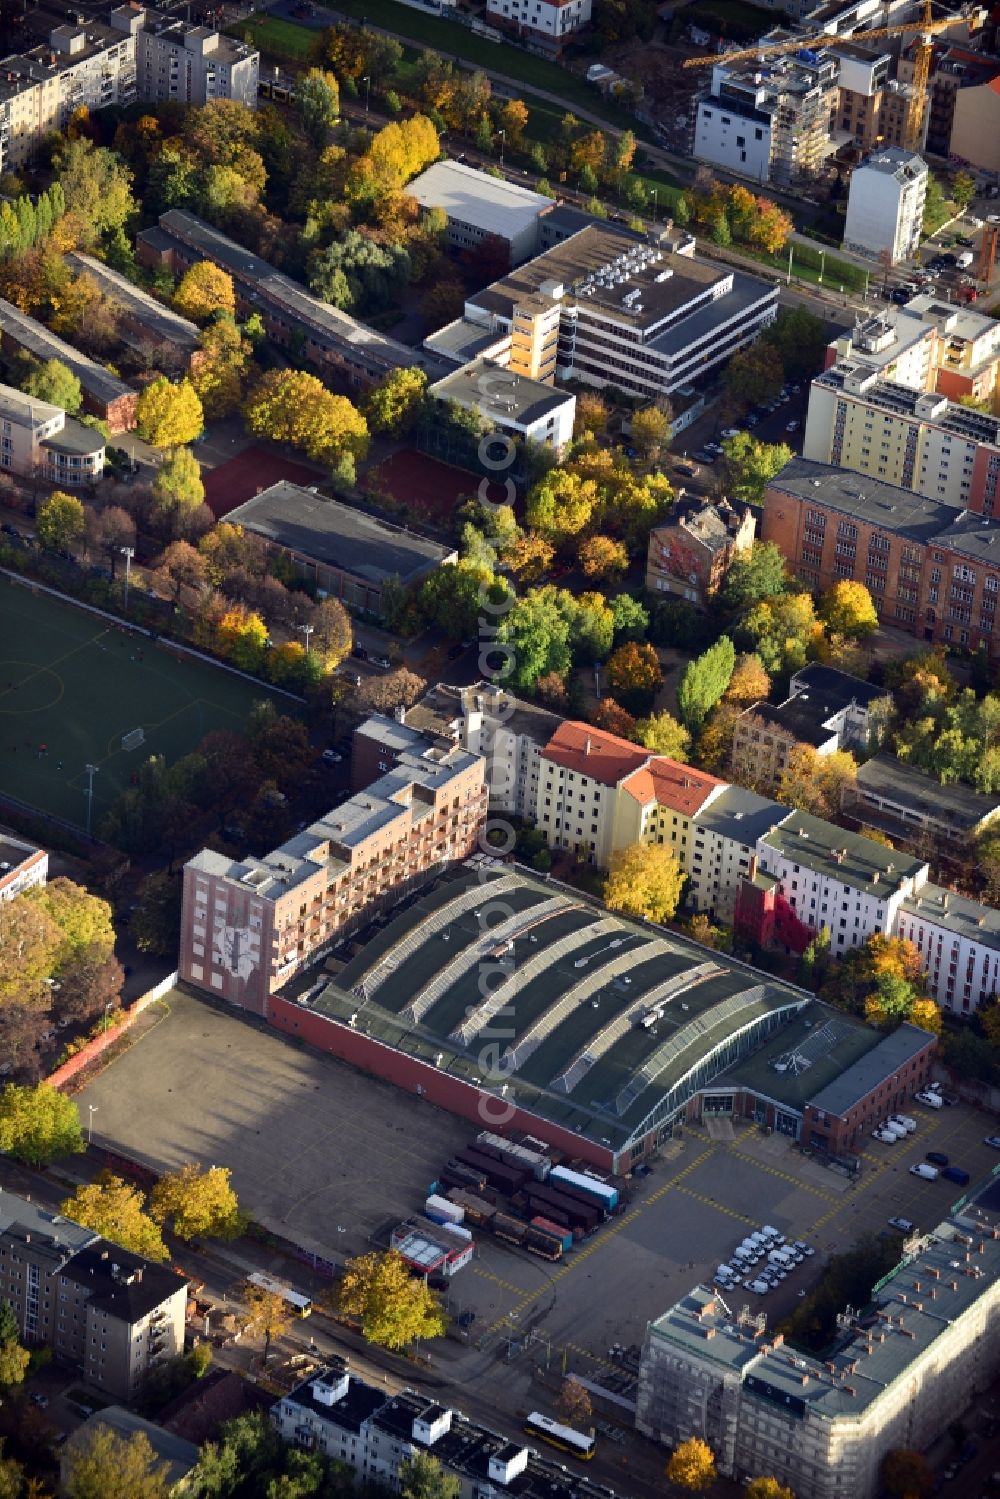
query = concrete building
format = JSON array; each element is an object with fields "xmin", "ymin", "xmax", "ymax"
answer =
[
  {"xmin": 484, "ymin": 0, "xmax": 592, "ymax": 52},
  {"xmin": 0, "ymin": 832, "xmax": 47, "ymax": 900},
  {"xmin": 404, "ymin": 681, "xmax": 563, "ymax": 822},
  {"xmin": 464, "ymin": 222, "xmax": 778, "ymax": 402},
  {"xmin": 178, "ymin": 732, "xmax": 487, "ymax": 1012},
  {"xmin": 429, "ymin": 357, "xmax": 576, "ymax": 452},
  {"xmin": 0, "ymin": 381, "xmax": 104, "ymax": 486},
  {"xmin": 897, "ymin": 882, "xmax": 1000, "ymax": 1015},
  {"xmin": 762, "ymin": 456, "xmax": 1000, "ymax": 650},
  {"xmin": 843, "ymin": 147, "xmax": 928, "ymax": 264},
  {"xmin": 831, "ymin": 41, "xmax": 912, "ymax": 152},
  {"xmin": 948, "ymin": 65, "xmax": 1000, "ymax": 174},
  {"xmin": 731, "ymin": 663, "xmax": 889, "ymax": 791},
  {"xmin": 688, "ymin": 786, "xmax": 789, "ymax": 922},
  {"xmin": 405, "ymin": 160, "xmax": 552, "ymax": 268},
  {"xmin": 645, "ymin": 497, "xmax": 755, "ymax": 607},
  {"xmin": 66, "ymin": 251, "xmax": 200, "ymax": 374},
  {"xmin": 138, "ymin": 211, "xmax": 445, "ymax": 391},
  {"xmin": 801, "ymin": 1021, "xmax": 935, "ymax": 1152},
  {"xmin": 129, "ymin": 10, "xmax": 259, "ymax": 108},
  {"xmin": 275, "ymin": 1361, "xmax": 615, "ymax": 1499},
  {"xmin": 0, "ymin": 298, "xmax": 135, "ymax": 431},
  {"xmin": 804, "ymin": 364, "xmax": 1000, "ymax": 513},
  {"xmin": 63, "ymin": 1410, "xmax": 199, "ymax": 1495},
  {"xmin": 0, "ymin": 1192, "xmax": 187, "ymax": 1402},
  {"xmin": 220, "ymin": 481, "xmax": 457, "ymax": 617},
  {"xmin": 692, "ymin": 51, "xmax": 840, "ymax": 187},
  {"xmin": 824, "ymin": 300, "xmax": 1000, "ymax": 406},
  {"xmin": 846, "ymin": 752, "xmax": 1000, "ymax": 850},
  {"xmin": 898, "ymin": 40, "xmax": 998, "ymax": 162},
  {"xmin": 637, "ymin": 1209, "xmax": 1000, "ymax": 1499}
]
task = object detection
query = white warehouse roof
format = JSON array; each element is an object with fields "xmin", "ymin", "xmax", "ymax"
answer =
[{"xmin": 406, "ymin": 159, "xmax": 551, "ymax": 241}]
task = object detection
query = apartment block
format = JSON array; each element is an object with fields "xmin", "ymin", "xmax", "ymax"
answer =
[
  {"xmin": 138, "ymin": 211, "xmax": 446, "ymax": 391},
  {"xmin": 638, "ymin": 1214, "xmax": 1000, "ymax": 1499},
  {"xmin": 645, "ymin": 497, "xmax": 755, "ymax": 608},
  {"xmin": 731, "ymin": 663, "xmax": 888, "ymax": 791},
  {"xmin": 0, "ymin": 1194, "xmax": 187, "ymax": 1402},
  {"xmin": 429, "ymin": 358, "xmax": 576, "ymax": 452},
  {"xmin": 843, "ymin": 147, "xmax": 927, "ymax": 264},
  {"xmin": 831, "ymin": 41, "xmax": 912, "ymax": 151},
  {"xmin": 485, "ymin": 0, "xmax": 592, "ymax": 52},
  {"xmin": 692, "ymin": 51, "xmax": 840, "ymax": 187},
  {"xmin": 0, "ymin": 380, "xmax": 104, "ymax": 486},
  {"xmin": 825, "ymin": 298, "xmax": 1000, "ymax": 406},
  {"xmin": 404, "ymin": 682, "xmax": 563, "ymax": 823},
  {"xmin": 0, "ymin": 831, "xmax": 47, "ymax": 900},
  {"xmin": 464, "ymin": 222, "xmax": 778, "ymax": 402},
  {"xmin": 274, "ymin": 1361, "xmax": 614, "ymax": 1499},
  {"xmin": 803, "ymin": 364, "xmax": 1000, "ymax": 513},
  {"xmin": 846, "ymin": 752, "xmax": 1000, "ymax": 851},
  {"xmin": 178, "ymin": 733, "xmax": 487, "ymax": 1012},
  {"xmin": 687, "ymin": 786, "xmax": 788, "ymax": 922},
  {"xmin": 0, "ymin": 297, "xmax": 135, "ymax": 431},
  {"xmin": 131, "ymin": 12, "xmax": 259, "ymax": 108}
]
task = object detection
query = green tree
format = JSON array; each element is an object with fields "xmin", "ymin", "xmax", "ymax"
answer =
[
  {"xmin": 0, "ymin": 1083, "xmax": 84, "ymax": 1166},
  {"xmin": 172, "ymin": 261, "xmax": 236, "ymax": 323},
  {"xmin": 364, "ymin": 367, "xmax": 428, "ymax": 436},
  {"xmin": 0, "ymin": 1337, "xmax": 29, "ymax": 1390},
  {"xmin": 0, "ymin": 895, "xmax": 62, "ymax": 1003},
  {"xmin": 21, "ymin": 356, "xmax": 82, "ymax": 413},
  {"xmin": 762, "ymin": 304, "xmax": 827, "ymax": 381},
  {"xmin": 724, "ymin": 343, "xmax": 783, "ymax": 412},
  {"xmin": 745, "ymin": 591, "xmax": 820, "ymax": 676},
  {"xmin": 152, "ymin": 446, "xmax": 205, "ymax": 519},
  {"xmin": 36, "ymin": 489, "xmax": 85, "ymax": 552},
  {"xmin": 308, "ymin": 231, "xmax": 410, "ymax": 315},
  {"xmin": 722, "ymin": 433, "xmax": 793, "ymax": 506},
  {"xmin": 29, "ymin": 876, "xmax": 114, "ymax": 963},
  {"xmin": 399, "ymin": 1451, "xmax": 462, "ymax": 1499},
  {"xmin": 63, "ymin": 1423, "xmax": 170, "ymax": 1499},
  {"xmin": 666, "ymin": 1437, "xmax": 716, "ymax": 1491},
  {"xmin": 720, "ymin": 541, "xmax": 788, "ymax": 612},
  {"xmin": 61, "ymin": 1173, "xmax": 169, "ymax": 1262},
  {"xmin": 950, "ymin": 170, "xmax": 976, "ymax": 212},
  {"xmin": 634, "ymin": 711, "xmax": 690, "ymax": 760},
  {"xmin": 295, "ymin": 68, "xmax": 341, "ymax": 146},
  {"xmin": 495, "ymin": 587, "xmax": 573, "ymax": 692},
  {"xmin": 923, "ymin": 171, "xmax": 948, "ymax": 233},
  {"xmin": 338, "ymin": 1250, "xmax": 447, "ymax": 1350},
  {"xmin": 243, "ymin": 370, "xmax": 369, "ymax": 465},
  {"xmin": 604, "ymin": 841, "xmax": 684, "ymax": 924},
  {"xmin": 53, "ymin": 138, "xmax": 137, "ymax": 245},
  {"xmin": 150, "ymin": 1164, "xmax": 244, "ymax": 1241},
  {"xmin": 677, "ymin": 636, "xmax": 736, "ymax": 734},
  {"xmin": 630, "ymin": 405, "xmax": 671, "ymax": 457},
  {"xmin": 135, "ymin": 377, "xmax": 204, "ymax": 448}
]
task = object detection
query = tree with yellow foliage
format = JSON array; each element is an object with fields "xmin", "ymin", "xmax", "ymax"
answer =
[
  {"xmin": 502, "ymin": 532, "xmax": 555, "ymax": 584},
  {"xmin": 338, "ymin": 1250, "xmax": 446, "ymax": 1350},
  {"xmin": 242, "ymin": 1281, "xmax": 291, "ymax": 1366},
  {"xmin": 744, "ymin": 1479, "xmax": 795, "ymax": 1499},
  {"xmin": 819, "ymin": 580, "xmax": 879, "ymax": 639},
  {"xmin": 215, "ymin": 607, "xmax": 268, "ymax": 672},
  {"xmin": 605, "ymin": 641, "xmax": 662, "ymax": 698},
  {"xmin": 243, "ymin": 370, "xmax": 368, "ymax": 465},
  {"xmin": 135, "ymin": 377, "xmax": 203, "ymax": 448},
  {"xmin": 604, "ymin": 841, "xmax": 684, "ymax": 924},
  {"xmin": 61, "ymin": 1173, "xmax": 168, "ymax": 1262},
  {"xmin": 172, "ymin": 261, "xmax": 236, "ymax": 323},
  {"xmin": 777, "ymin": 745, "xmax": 858, "ymax": 821},
  {"xmin": 525, "ymin": 468, "xmax": 598, "ymax": 540},
  {"xmin": 666, "ymin": 1436, "xmax": 716, "ymax": 1491},
  {"xmin": 150, "ymin": 1163, "xmax": 244, "ymax": 1241}
]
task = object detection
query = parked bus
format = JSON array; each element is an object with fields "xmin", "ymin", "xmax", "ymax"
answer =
[
  {"xmin": 246, "ymin": 1271, "xmax": 312, "ymax": 1318},
  {"xmin": 523, "ymin": 1412, "xmax": 596, "ymax": 1460}
]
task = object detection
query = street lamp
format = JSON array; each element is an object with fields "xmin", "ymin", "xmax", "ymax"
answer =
[
  {"xmin": 84, "ymin": 763, "xmax": 98, "ymax": 839},
  {"xmin": 120, "ymin": 545, "xmax": 134, "ymax": 613},
  {"xmin": 87, "ymin": 1104, "xmax": 98, "ymax": 1145},
  {"xmin": 499, "ymin": 127, "xmax": 506, "ymax": 169},
  {"xmin": 362, "ymin": 75, "xmax": 370, "ymax": 114},
  {"xmin": 103, "ymin": 1001, "xmax": 113, "ymax": 1033},
  {"xmin": 298, "ymin": 622, "xmax": 314, "ymax": 656}
]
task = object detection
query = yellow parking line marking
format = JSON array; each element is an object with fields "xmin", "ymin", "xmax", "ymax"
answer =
[{"xmin": 673, "ymin": 1184, "xmax": 757, "ymax": 1225}]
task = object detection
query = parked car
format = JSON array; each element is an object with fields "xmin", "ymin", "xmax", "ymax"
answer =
[
  {"xmin": 891, "ymin": 1115, "xmax": 917, "ymax": 1133},
  {"xmin": 984, "ymin": 1135, "xmax": 1000, "ymax": 1149},
  {"xmin": 720, "ymin": 428, "xmax": 740, "ymax": 440},
  {"xmin": 321, "ymin": 749, "xmax": 343, "ymax": 765},
  {"xmin": 0, "ymin": 522, "xmax": 20, "ymax": 538},
  {"xmin": 675, "ymin": 464, "xmax": 699, "ymax": 478},
  {"xmin": 955, "ymin": 233, "xmax": 974, "ymax": 247},
  {"xmin": 888, "ymin": 1217, "xmax": 915, "ymax": 1233},
  {"xmin": 786, "ymin": 420, "xmax": 800, "ymax": 433},
  {"xmin": 941, "ymin": 1165, "xmax": 970, "ymax": 1185},
  {"xmin": 926, "ymin": 1151, "xmax": 949, "ymax": 1167},
  {"xmin": 872, "ymin": 1128, "xmax": 898, "ymax": 1143},
  {"xmin": 916, "ymin": 1090, "xmax": 943, "ymax": 1108},
  {"xmin": 792, "ymin": 1240, "xmax": 815, "ymax": 1257}
]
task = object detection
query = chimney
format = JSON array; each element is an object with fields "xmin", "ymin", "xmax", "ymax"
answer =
[{"xmin": 584, "ymin": 736, "xmax": 592, "ymax": 755}]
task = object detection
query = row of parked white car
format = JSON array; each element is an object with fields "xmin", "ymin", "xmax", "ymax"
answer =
[
  {"xmin": 713, "ymin": 1225, "xmax": 815, "ymax": 1297},
  {"xmin": 871, "ymin": 1113, "xmax": 918, "ymax": 1145}
]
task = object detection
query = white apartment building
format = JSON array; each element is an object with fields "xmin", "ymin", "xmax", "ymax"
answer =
[
  {"xmin": 428, "ymin": 357, "xmax": 576, "ymax": 452},
  {"xmin": 804, "ymin": 362, "xmax": 1000, "ymax": 514},
  {"xmin": 896, "ymin": 883, "xmax": 1000, "ymax": 1016},
  {"xmin": 693, "ymin": 52, "xmax": 840, "ymax": 187},
  {"xmin": 405, "ymin": 682, "xmax": 563, "ymax": 824},
  {"xmin": 129, "ymin": 10, "xmax": 259, "ymax": 109},
  {"xmin": 843, "ymin": 147, "xmax": 928, "ymax": 263},
  {"xmin": 466, "ymin": 222, "xmax": 778, "ymax": 402},
  {"xmin": 638, "ymin": 1216, "xmax": 1000, "ymax": 1499},
  {"xmin": 0, "ymin": 832, "xmax": 47, "ymax": 901},
  {"xmin": 688, "ymin": 787, "xmax": 789, "ymax": 922},
  {"xmin": 0, "ymin": 381, "xmax": 104, "ymax": 486},
  {"xmin": 826, "ymin": 299, "xmax": 1000, "ymax": 405},
  {"xmin": 485, "ymin": 0, "xmax": 591, "ymax": 48}
]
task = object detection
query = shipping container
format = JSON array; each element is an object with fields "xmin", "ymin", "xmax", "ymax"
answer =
[
  {"xmin": 520, "ymin": 1192, "xmax": 571, "ymax": 1228},
  {"xmin": 530, "ymin": 1215, "xmax": 574, "ymax": 1251},
  {"xmin": 455, "ymin": 1148, "xmax": 528, "ymax": 1194},
  {"xmin": 493, "ymin": 1212, "xmax": 527, "ymax": 1245},
  {"xmin": 442, "ymin": 1161, "xmax": 488, "ymax": 1191},
  {"xmin": 425, "ymin": 1194, "xmax": 464, "ymax": 1225},
  {"xmin": 476, "ymin": 1131, "xmax": 552, "ymax": 1180},
  {"xmin": 525, "ymin": 1184, "xmax": 599, "ymax": 1231},
  {"xmin": 526, "ymin": 1228, "xmax": 563, "ymax": 1261},
  {"xmin": 550, "ymin": 1165, "xmax": 619, "ymax": 1210},
  {"xmin": 529, "ymin": 1178, "xmax": 603, "ymax": 1222},
  {"xmin": 441, "ymin": 1221, "xmax": 474, "ymax": 1243}
]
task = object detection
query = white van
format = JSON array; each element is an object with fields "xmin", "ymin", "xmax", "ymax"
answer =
[
  {"xmin": 883, "ymin": 1120, "xmax": 908, "ymax": 1140},
  {"xmin": 956, "ymin": 250, "xmax": 974, "ymax": 269},
  {"xmin": 916, "ymin": 1090, "xmax": 943, "ymax": 1109},
  {"xmin": 892, "ymin": 1115, "xmax": 917, "ymax": 1133},
  {"xmin": 872, "ymin": 1127, "xmax": 899, "ymax": 1143},
  {"xmin": 910, "ymin": 1162, "xmax": 939, "ymax": 1179}
]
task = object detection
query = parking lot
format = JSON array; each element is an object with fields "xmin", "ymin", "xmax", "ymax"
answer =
[{"xmin": 82, "ymin": 991, "xmax": 1000, "ymax": 1405}]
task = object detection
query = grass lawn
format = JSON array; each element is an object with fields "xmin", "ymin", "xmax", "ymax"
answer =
[
  {"xmin": 234, "ymin": 14, "xmax": 319, "ymax": 58},
  {"xmin": 0, "ymin": 581, "xmax": 298, "ymax": 829}
]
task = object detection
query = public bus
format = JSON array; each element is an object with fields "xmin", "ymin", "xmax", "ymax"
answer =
[
  {"xmin": 246, "ymin": 1271, "xmax": 313, "ymax": 1318},
  {"xmin": 523, "ymin": 1412, "xmax": 596, "ymax": 1460}
]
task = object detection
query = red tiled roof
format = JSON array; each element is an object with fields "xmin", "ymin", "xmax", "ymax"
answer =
[
  {"xmin": 620, "ymin": 758, "xmax": 725, "ymax": 815},
  {"xmin": 541, "ymin": 721, "xmax": 648, "ymax": 786}
]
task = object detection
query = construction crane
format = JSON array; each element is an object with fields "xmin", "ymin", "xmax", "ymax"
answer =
[{"xmin": 681, "ymin": 1, "xmax": 987, "ymax": 151}]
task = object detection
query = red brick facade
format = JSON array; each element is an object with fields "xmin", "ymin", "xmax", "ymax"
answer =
[{"xmin": 801, "ymin": 1040, "xmax": 935, "ymax": 1154}]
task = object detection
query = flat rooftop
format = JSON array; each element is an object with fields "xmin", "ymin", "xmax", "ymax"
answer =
[
  {"xmin": 760, "ymin": 808, "xmax": 927, "ymax": 898},
  {"xmin": 406, "ymin": 159, "xmax": 550, "ymax": 239},
  {"xmin": 766, "ymin": 457, "xmax": 958, "ymax": 543},
  {"xmin": 430, "ymin": 358, "xmax": 572, "ymax": 426},
  {"xmin": 309, "ymin": 866, "xmax": 810, "ymax": 1153},
  {"xmin": 806, "ymin": 1022, "xmax": 933, "ymax": 1116},
  {"xmin": 855, "ymin": 752, "xmax": 1000, "ymax": 832},
  {"xmin": 66, "ymin": 252, "xmax": 200, "ymax": 353},
  {"xmin": 0, "ymin": 299, "xmax": 132, "ymax": 406},
  {"xmin": 223, "ymin": 481, "xmax": 455, "ymax": 585},
  {"xmin": 816, "ymin": 364, "xmax": 1000, "ymax": 448},
  {"xmin": 855, "ymin": 146, "xmax": 926, "ymax": 180},
  {"xmin": 692, "ymin": 786, "xmax": 789, "ymax": 850},
  {"xmin": 900, "ymin": 881, "xmax": 1000, "ymax": 953},
  {"xmin": 422, "ymin": 318, "xmax": 507, "ymax": 365},
  {"xmin": 718, "ymin": 1004, "xmax": 879, "ymax": 1113}
]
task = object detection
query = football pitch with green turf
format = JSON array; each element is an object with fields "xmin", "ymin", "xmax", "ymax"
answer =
[{"xmin": 0, "ymin": 579, "xmax": 299, "ymax": 830}]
